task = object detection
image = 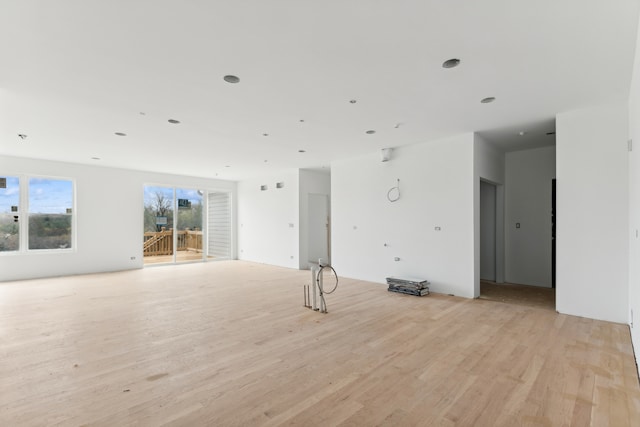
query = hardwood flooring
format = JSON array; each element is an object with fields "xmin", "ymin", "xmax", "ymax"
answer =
[
  {"xmin": 1, "ymin": 261, "xmax": 639, "ymax": 426},
  {"xmin": 479, "ymin": 281, "xmax": 556, "ymax": 310}
]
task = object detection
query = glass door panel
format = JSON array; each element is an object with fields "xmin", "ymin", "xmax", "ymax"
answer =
[
  {"xmin": 143, "ymin": 186, "xmax": 174, "ymax": 265},
  {"xmin": 175, "ymin": 188, "xmax": 204, "ymax": 263},
  {"xmin": 0, "ymin": 176, "xmax": 20, "ymax": 252}
]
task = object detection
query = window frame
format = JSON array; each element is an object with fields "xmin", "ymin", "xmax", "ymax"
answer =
[{"xmin": 0, "ymin": 173, "xmax": 77, "ymax": 255}]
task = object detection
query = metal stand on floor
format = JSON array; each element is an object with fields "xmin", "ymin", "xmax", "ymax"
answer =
[{"xmin": 304, "ymin": 260, "xmax": 338, "ymax": 313}]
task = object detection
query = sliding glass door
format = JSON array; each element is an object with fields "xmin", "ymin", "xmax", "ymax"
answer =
[
  {"xmin": 143, "ymin": 186, "xmax": 205, "ymax": 265},
  {"xmin": 143, "ymin": 186, "xmax": 174, "ymax": 264},
  {"xmin": 143, "ymin": 186, "xmax": 232, "ymax": 265},
  {"xmin": 175, "ymin": 189, "xmax": 204, "ymax": 263}
]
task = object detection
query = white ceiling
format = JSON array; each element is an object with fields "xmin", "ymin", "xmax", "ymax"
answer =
[{"xmin": 1, "ymin": 1, "xmax": 639, "ymax": 180}]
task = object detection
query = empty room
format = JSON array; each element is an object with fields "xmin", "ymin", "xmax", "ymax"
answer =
[{"xmin": 2, "ymin": 1, "xmax": 640, "ymax": 425}]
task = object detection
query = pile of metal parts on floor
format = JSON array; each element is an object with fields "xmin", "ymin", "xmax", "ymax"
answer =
[{"xmin": 386, "ymin": 277, "xmax": 430, "ymax": 296}]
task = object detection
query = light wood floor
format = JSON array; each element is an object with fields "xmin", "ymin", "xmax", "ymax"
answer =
[
  {"xmin": 143, "ymin": 252, "xmax": 214, "ymax": 265},
  {"xmin": 1, "ymin": 261, "xmax": 639, "ymax": 426},
  {"xmin": 480, "ymin": 281, "xmax": 556, "ymax": 310}
]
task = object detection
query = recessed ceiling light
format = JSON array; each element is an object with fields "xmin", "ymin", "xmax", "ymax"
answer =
[
  {"xmin": 480, "ymin": 97, "xmax": 496, "ymax": 104},
  {"xmin": 518, "ymin": 131, "xmax": 527, "ymax": 136},
  {"xmin": 299, "ymin": 119, "xmax": 305, "ymax": 123},
  {"xmin": 224, "ymin": 75, "xmax": 240, "ymax": 83},
  {"xmin": 442, "ymin": 58, "xmax": 461, "ymax": 68},
  {"xmin": 115, "ymin": 132, "xmax": 127, "ymax": 136},
  {"xmin": 17, "ymin": 134, "xmax": 27, "ymax": 140},
  {"xmin": 225, "ymin": 165, "xmax": 230, "ymax": 168},
  {"xmin": 349, "ymin": 99, "xmax": 357, "ymax": 104},
  {"xmin": 264, "ymin": 160, "xmax": 268, "ymax": 163},
  {"xmin": 91, "ymin": 157, "xmax": 101, "ymax": 160},
  {"xmin": 168, "ymin": 119, "xmax": 180, "ymax": 124},
  {"xmin": 263, "ymin": 133, "xmax": 269, "ymax": 136},
  {"xmin": 298, "ymin": 149, "xmax": 306, "ymax": 153},
  {"xmin": 366, "ymin": 130, "xmax": 376, "ymax": 135},
  {"xmin": 139, "ymin": 112, "xmax": 146, "ymax": 116}
]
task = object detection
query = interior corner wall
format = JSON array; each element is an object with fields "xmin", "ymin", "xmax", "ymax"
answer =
[
  {"xmin": 237, "ymin": 170, "xmax": 300, "ymax": 269},
  {"xmin": 556, "ymin": 104, "xmax": 629, "ymax": 323},
  {"xmin": 505, "ymin": 146, "xmax": 556, "ymax": 288},
  {"xmin": 331, "ymin": 133, "xmax": 475, "ymax": 298},
  {"xmin": 298, "ymin": 169, "xmax": 331, "ymax": 270},
  {"xmin": 0, "ymin": 155, "xmax": 237, "ymax": 282},
  {"xmin": 474, "ymin": 135, "xmax": 505, "ymax": 296},
  {"xmin": 628, "ymin": 18, "xmax": 640, "ymax": 369}
]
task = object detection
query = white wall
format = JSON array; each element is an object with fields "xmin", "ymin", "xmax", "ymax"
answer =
[
  {"xmin": 474, "ymin": 135, "xmax": 505, "ymax": 294},
  {"xmin": 332, "ymin": 133, "xmax": 475, "ymax": 298},
  {"xmin": 505, "ymin": 146, "xmax": 556, "ymax": 287},
  {"xmin": 556, "ymin": 104, "xmax": 629, "ymax": 323},
  {"xmin": 237, "ymin": 170, "xmax": 300, "ymax": 269},
  {"xmin": 0, "ymin": 155, "xmax": 236, "ymax": 281},
  {"xmin": 298, "ymin": 169, "xmax": 331, "ymax": 269},
  {"xmin": 628, "ymin": 19, "xmax": 640, "ymax": 369}
]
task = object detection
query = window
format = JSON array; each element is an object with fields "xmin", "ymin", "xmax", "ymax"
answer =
[
  {"xmin": 0, "ymin": 176, "xmax": 20, "ymax": 252},
  {"xmin": 0, "ymin": 175, "xmax": 75, "ymax": 253},
  {"xmin": 28, "ymin": 178, "xmax": 74, "ymax": 250}
]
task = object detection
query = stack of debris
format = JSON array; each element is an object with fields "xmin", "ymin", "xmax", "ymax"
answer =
[{"xmin": 386, "ymin": 277, "xmax": 430, "ymax": 296}]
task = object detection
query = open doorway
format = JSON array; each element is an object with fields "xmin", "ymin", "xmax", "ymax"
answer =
[
  {"xmin": 307, "ymin": 193, "xmax": 330, "ymax": 265},
  {"xmin": 480, "ymin": 181, "xmax": 497, "ymax": 282},
  {"xmin": 479, "ymin": 173, "xmax": 556, "ymax": 310}
]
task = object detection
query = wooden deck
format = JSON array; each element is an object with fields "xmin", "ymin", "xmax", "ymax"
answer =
[{"xmin": 1, "ymin": 261, "xmax": 639, "ymax": 425}]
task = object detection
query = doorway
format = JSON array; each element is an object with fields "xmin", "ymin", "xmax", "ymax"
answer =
[
  {"xmin": 552, "ymin": 179, "xmax": 556, "ymax": 288},
  {"xmin": 480, "ymin": 181, "xmax": 497, "ymax": 281},
  {"xmin": 307, "ymin": 194, "xmax": 330, "ymax": 265},
  {"xmin": 143, "ymin": 186, "xmax": 205, "ymax": 265}
]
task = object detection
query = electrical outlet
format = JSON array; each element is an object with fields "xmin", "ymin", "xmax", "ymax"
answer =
[
  {"xmin": 130, "ymin": 256, "xmax": 136, "ymax": 261},
  {"xmin": 394, "ymin": 257, "xmax": 400, "ymax": 261},
  {"xmin": 435, "ymin": 226, "xmax": 441, "ymax": 231}
]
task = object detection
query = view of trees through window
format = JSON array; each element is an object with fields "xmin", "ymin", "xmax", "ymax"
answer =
[
  {"xmin": 0, "ymin": 176, "xmax": 74, "ymax": 252},
  {"xmin": 143, "ymin": 186, "xmax": 204, "ymax": 263},
  {"xmin": 0, "ymin": 176, "xmax": 20, "ymax": 252},
  {"xmin": 143, "ymin": 187, "xmax": 203, "ymax": 232},
  {"xmin": 28, "ymin": 178, "xmax": 73, "ymax": 250}
]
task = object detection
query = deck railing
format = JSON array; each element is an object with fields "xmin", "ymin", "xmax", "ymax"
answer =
[{"xmin": 143, "ymin": 228, "xmax": 203, "ymax": 256}]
